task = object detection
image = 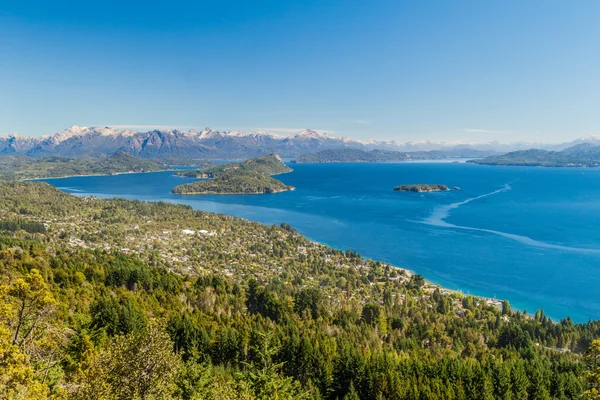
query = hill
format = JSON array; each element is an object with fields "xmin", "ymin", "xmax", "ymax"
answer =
[
  {"xmin": 471, "ymin": 144, "xmax": 600, "ymax": 167},
  {"xmin": 172, "ymin": 154, "xmax": 294, "ymax": 195},
  {"xmin": 293, "ymin": 148, "xmax": 438, "ymax": 163},
  {"xmin": 0, "ymin": 181, "xmax": 599, "ymax": 398},
  {"xmin": 292, "ymin": 148, "xmax": 457, "ymax": 163},
  {"xmin": 173, "ymin": 171, "xmax": 294, "ymax": 194},
  {"xmin": 292, "ymin": 148, "xmax": 498, "ymax": 163},
  {"xmin": 176, "ymin": 153, "xmax": 292, "ymax": 178},
  {"xmin": 0, "ymin": 151, "xmax": 169, "ymax": 180}
]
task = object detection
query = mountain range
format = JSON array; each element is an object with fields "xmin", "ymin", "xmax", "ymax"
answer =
[
  {"xmin": 471, "ymin": 143, "xmax": 600, "ymax": 167},
  {"xmin": 2, "ymin": 125, "xmax": 600, "ymax": 159}
]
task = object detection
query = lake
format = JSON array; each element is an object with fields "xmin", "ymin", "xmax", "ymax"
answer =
[{"xmin": 40, "ymin": 161, "xmax": 600, "ymax": 322}]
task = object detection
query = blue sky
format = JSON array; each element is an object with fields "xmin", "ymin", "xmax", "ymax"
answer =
[{"xmin": 1, "ymin": 0, "xmax": 598, "ymax": 142}]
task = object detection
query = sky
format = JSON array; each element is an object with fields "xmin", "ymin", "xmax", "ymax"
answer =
[{"xmin": 1, "ymin": 0, "xmax": 599, "ymax": 143}]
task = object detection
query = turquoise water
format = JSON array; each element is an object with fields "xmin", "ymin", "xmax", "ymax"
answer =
[{"xmin": 40, "ymin": 162, "xmax": 600, "ymax": 322}]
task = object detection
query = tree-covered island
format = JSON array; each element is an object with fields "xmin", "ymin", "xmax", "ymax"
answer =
[
  {"xmin": 172, "ymin": 154, "xmax": 295, "ymax": 195},
  {"xmin": 176, "ymin": 153, "xmax": 292, "ymax": 178},
  {"xmin": 394, "ymin": 184, "xmax": 450, "ymax": 192}
]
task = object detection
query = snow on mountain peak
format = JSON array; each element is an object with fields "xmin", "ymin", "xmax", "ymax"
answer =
[
  {"xmin": 53, "ymin": 125, "xmax": 90, "ymax": 141},
  {"xmin": 225, "ymin": 130, "xmax": 250, "ymax": 138},
  {"xmin": 578, "ymin": 135, "xmax": 600, "ymax": 141},
  {"xmin": 93, "ymin": 126, "xmax": 134, "ymax": 137},
  {"xmin": 295, "ymin": 129, "xmax": 328, "ymax": 139},
  {"xmin": 198, "ymin": 127, "xmax": 219, "ymax": 139}
]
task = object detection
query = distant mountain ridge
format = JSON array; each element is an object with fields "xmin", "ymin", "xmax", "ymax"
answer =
[
  {"xmin": 471, "ymin": 143, "xmax": 600, "ymax": 167},
  {"xmin": 3, "ymin": 125, "xmax": 600, "ymax": 159},
  {"xmin": 293, "ymin": 148, "xmax": 477, "ymax": 163}
]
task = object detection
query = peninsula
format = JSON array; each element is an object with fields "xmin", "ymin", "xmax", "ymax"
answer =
[
  {"xmin": 0, "ymin": 151, "xmax": 169, "ymax": 180},
  {"xmin": 172, "ymin": 154, "xmax": 294, "ymax": 195},
  {"xmin": 394, "ymin": 184, "xmax": 450, "ymax": 192},
  {"xmin": 470, "ymin": 143, "xmax": 600, "ymax": 167},
  {"xmin": 0, "ymin": 180, "xmax": 597, "ymax": 399}
]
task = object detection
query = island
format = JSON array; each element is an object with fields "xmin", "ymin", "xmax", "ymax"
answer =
[
  {"xmin": 172, "ymin": 153, "xmax": 295, "ymax": 195},
  {"xmin": 394, "ymin": 184, "xmax": 450, "ymax": 192},
  {"xmin": 172, "ymin": 171, "xmax": 294, "ymax": 194},
  {"xmin": 470, "ymin": 143, "xmax": 600, "ymax": 167},
  {"xmin": 175, "ymin": 153, "xmax": 292, "ymax": 178}
]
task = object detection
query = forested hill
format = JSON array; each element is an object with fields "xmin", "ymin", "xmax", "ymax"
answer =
[
  {"xmin": 172, "ymin": 154, "xmax": 294, "ymax": 195},
  {"xmin": 292, "ymin": 149, "xmax": 445, "ymax": 163},
  {"xmin": 0, "ymin": 151, "xmax": 169, "ymax": 180},
  {"xmin": 471, "ymin": 143, "xmax": 600, "ymax": 167},
  {"xmin": 172, "ymin": 171, "xmax": 295, "ymax": 195},
  {"xmin": 1, "ymin": 181, "xmax": 600, "ymax": 399},
  {"xmin": 175, "ymin": 153, "xmax": 292, "ymax": 178}
]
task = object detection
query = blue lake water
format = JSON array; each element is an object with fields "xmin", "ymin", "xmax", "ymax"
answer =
[{"xmin": 40, "ymin": 162, "xmax": 600, "ymax": 322}]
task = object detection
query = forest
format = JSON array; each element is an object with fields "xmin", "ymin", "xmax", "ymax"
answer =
[
  {"xmin": 0, "ymin": 152, "xmax": 169, "ymax": 180},
  {"xmin": 1, "ymin": 181, "xmax": 600, "ymax": 399},
  {"xmin": 172, "ymin": 154, "xmax": 294, "ymax": 195}
]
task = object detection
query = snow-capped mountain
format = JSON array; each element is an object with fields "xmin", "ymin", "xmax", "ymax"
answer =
[
  {"xmin": 0, "ymin": 134, "xmax": 40, "ymax": 155},
  {"xmin": 1, "ymin": 126, "xmax": 598, "ymax": 159},
  {"xmin": 293, "ymin": 129, "xmax": 329, "ymax": 140},
  {"xmin": 551, "ymin": 135, "xmax": 600, "ymax": 151}
]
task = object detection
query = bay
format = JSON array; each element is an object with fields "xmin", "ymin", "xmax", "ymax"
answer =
[{"xmin": 40, "ymin": 162, "xmax": 600, "ymax": 322}]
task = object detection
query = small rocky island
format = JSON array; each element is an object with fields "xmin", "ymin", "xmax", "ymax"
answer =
[
  {"xmin": 394, "ymin": 184, "xmax": 450, "ymax": 192},
  {"xmin": 172, "ymin": 154, "xmax": 295, "ymax": 195}
]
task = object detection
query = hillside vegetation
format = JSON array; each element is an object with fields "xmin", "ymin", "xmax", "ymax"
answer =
[
  {"xmin": 0, "ymin": 151, "xmax": 169, "ymax": 180},
  {"xmin": 292, "ymin": 149, "xmax": 444, "ymax": 163},
  {"xmin": 471, "ymin": 144, "xmax": 600, "ymax": 167},
  {"xmin": 394, "ymin": 184, "xmax": 450, "ymax": 192},
  {"xmin": 1, "ymin": 181, "xmax": 600, "ymax": 398},
  {"xmin": 173, "ymin": 171, "xmax": 294, "ymax": 194},
  {"xmin": 173, "ymin": 154, "xmax": 294, "ymax": 195},
  {"xmin": 176, "ymin": 153, "xmax": 292, "ymax": 178}
]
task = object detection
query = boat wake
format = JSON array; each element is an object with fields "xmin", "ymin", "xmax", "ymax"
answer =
[{"xmin": 421, "ymin": 184, "xmax": 600, "ymax": 255}]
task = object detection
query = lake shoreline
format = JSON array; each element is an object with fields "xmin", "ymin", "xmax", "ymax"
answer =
[
  {"xmin": 37, "ymin": 163, "xmax": 600, "ymax": 323},
  {"xmin": 26, "ymin": 168, "xmax": 175, "ymax": 181}
]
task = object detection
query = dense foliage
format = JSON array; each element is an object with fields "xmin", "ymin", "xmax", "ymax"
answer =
[
  {"xmin": 173, "ymin": 171, "xmax": 294, "ymax": 194},
  {"xmin": 471, "ymin": 144, "xmax": 600, "ymax": 167},
  {"xmin": 0, "ymin": 152, "xmax": 169, "ymax": 180},
  {"xmin": 172, "ymin": 154, "xmax": 294, "ymax": 195},
  {"xmin": 393, "ymin": 184, "xmax": 450, "ymax": 192},
  {"xmin": 175, "ymin": 154, "xmax": 292, "ymax": 178},
  {"xmin": 292, "ymin": 149, "xmax": 445, "ymax": 164},
  {"xmin": 2, "ymin": 182, "xmax": 600, "ymax": 399}
]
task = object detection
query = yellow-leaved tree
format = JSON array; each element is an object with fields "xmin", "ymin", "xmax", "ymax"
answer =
[
  {"xmin": 583, "ymin": 339, "xmax": 600, "ymax": 399},
  {"xmin": 0, "ymin": 270, "xmax": 51, "ymax": 400}
]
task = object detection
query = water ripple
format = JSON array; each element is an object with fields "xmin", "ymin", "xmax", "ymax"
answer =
[{"xmin": 421, "ymin": 184, "xmax": 600, "ymax": 255}]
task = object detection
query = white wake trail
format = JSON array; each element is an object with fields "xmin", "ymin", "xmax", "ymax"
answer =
[{"xmin": 421, "ymin": 184, "xmax": 600, "ymax": 255}]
